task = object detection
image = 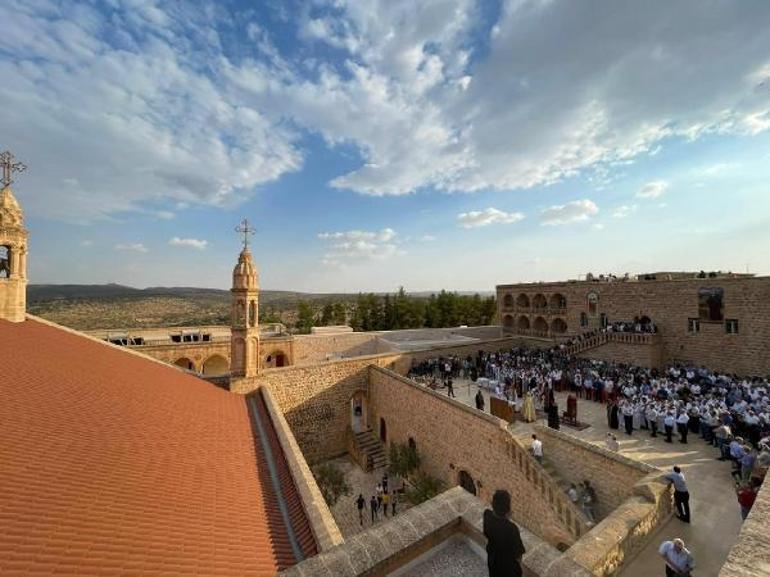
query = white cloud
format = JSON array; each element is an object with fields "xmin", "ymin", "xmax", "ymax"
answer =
[
  {"xmin": 457, "ymin": 207, "xmax": 525, "ymax": 228},
  {"xmin": 169, "ymin": 237, "xmax": 208, "ymax": 250},
  {"xmin": 318, "ymin": 227, "xmax": 400, "ymax": 267},
  {"xmin": 274, "ymin": 1, "xmax": 770, "ymax": 197},
  {"xmin": 612, "ymin": 204, "xmax": 638, "ymax": 219},
  {"xmin": 637, "ymin": 180, "xmax": 669, "ymax": 199},
  {"xmin": 154, "ymin": 211, "xmax": 176, "ymax": 220},
  {"xmin": 114, "ymin": 243, "xmax": 148, "ymax": 253},
  {"xmin": 1, "ymin": 1, "xmax": 302, "ymax": 221},
  {"xmin": 80, "ymin": 240, "xmax": 93, "ymax": 247},
  {"xmin": 318, "ymin": 228, "xmax": 396, "ymax": 243},
  {"xmin": 420, "ymin": 234, "xmax": 437, "ymax": 242},
  {"xmin": 592, "ymin": 223, "xmax": 606, "ymax": 230},
  {"xmin": 5, "ymin": 0, "xmax": 770, "ymax": 224},
  {"xmin": 540, "ymin": 200, "xmax": 599, "ymax": 226}
]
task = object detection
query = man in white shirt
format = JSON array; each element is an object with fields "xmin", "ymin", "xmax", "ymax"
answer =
[
  {"xmin": 531, "ymin": 434, "xmax": 543, "ymax": 463},
  {"xmin": 676, "ymin": 411, "xmax": 690, "ymax": 444},
  {"xmin": 659, "ymin": 538, "xmax": 694, "ymax": 576}
]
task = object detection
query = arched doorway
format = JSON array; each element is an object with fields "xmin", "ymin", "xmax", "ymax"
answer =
[
  {"xmin": 350, "ymin": 390, "xmax": 368, "ymax": 434},
  {"xmin": 264, "ymin": 350, "xmax": 288, "ymax": 369},
  {"xmin": 458, "ymin": 470, "xmax": 477, "ymax": 495},
  {"xmin": 202, "ymin": 354, "xmax": 229, "ymax": 376},
  {"xmin": 533, "ymin": 316, "xmax": 549, "ymax": 334},
  {"xmin": 517, "ymin": 315, "xmax": 530, "ymax": 330},
  {"xmin": 379, "ymin": 418, "xmax": 387, "ymax": 444},
  {"xmin": 503, "ymin": 293, "xmax": 514, "ymax": 308},
  {"xmin": 174, "ymin": 357, "xmax": 195, "ymax": 371},
  {"xmin": 503, "ymin": 314, "xmax": 514, "ymax": 330},
  {"xmin": 516, "ymin": 293, "xmax": 530, "ymax": 308}
]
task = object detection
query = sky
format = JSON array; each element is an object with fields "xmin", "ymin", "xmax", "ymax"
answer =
[{"xmin": 2, "ymin": 0, "xmax": 770, "ymax": 292}]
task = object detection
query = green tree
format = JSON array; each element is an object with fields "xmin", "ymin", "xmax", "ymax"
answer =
[
  {"xmin": 320, "ymin": 302, "xmax": 334, "ymax": 326},
  {"xmin": 388, "ymin": 441, "xmax": 421, "ymax": 480},
  {"xmin": 295, "ymin": 301, "xmax": 316, "ymax": 334},
  {"xmin": 313, "ymin": 462, "xmax": 351, "ymax": 507}
]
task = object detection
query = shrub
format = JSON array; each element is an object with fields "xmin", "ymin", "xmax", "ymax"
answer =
[
  {"xmin": 406, "ymin": 470, "xmax": 445, "ymax": 505},
  {"xmin": 313, "ymin": 462, "xmax": 351, "ymax": 507}
]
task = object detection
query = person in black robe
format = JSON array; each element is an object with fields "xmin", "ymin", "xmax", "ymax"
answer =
[
  {"xmin": 483, "ymin": 490, "xmax": 526, "ymax": 577},
  {"xmin": 607, "ymin": 401, "xmax": 620, "ymax": 430}
]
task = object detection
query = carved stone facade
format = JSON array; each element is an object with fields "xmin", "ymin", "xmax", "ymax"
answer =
[
  {"xmin": 0, "ymin": 186, "xmax": 28, "ymax": 322},
  {"xmin": 230, "ymin": 247, "xmax": 261, "ymax": 377},
  {"xmin": 497, "ymin": 275, "xmax": 770, "ymax": 375}
]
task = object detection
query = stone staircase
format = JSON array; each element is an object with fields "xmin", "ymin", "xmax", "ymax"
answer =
[
  {"xmin": 513, "ymin": 432, "xmax": 594, "ymax": 530},
  {"xmin": 349, "ymin": 428, "xmax": 387, "ymax": 472}
]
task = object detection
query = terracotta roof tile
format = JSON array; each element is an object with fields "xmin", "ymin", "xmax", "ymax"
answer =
[{"xmin": 0, "ymin": 318, "xmax": 315, "ymax": 576}]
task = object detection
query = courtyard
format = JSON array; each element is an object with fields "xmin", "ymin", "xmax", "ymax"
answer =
[{"xmin": 434, "ymin": 377, "xmax": 743, "ymax": 576}]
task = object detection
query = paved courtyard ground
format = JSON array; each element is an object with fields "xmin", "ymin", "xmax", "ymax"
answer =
[
  {"xmin": 323, "ymin": 455, "xmax": 412, "ymax": 538},
  {"xmin": 443, "ymin": 377, "xmax": 743, "ymax": 576}
]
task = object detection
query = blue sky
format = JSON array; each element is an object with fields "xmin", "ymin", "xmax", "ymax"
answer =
[{"xmin": 2, "ymin": 0, "xmax": 770, "ymax": 292}]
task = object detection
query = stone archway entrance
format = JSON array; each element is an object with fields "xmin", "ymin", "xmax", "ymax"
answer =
[
  {"xmin": 202, "ymin": 354, "xmax": 229, "ymax": 376},
  {"xmin": 458, "ymin": 470, "xmax": 476, "ymax": 495},
  {"xmin": 350, "ymin": 390, "xmax": 368, "ymax": 434},
  {"xmin": 174, "ymin": 357, "xmax": 195, "ymax": 371}
]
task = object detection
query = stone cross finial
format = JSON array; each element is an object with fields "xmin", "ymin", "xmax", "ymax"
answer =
[
  {"xmin": 235, "ymin": 218, "xmax": 256, "ymax": 250},
  {"xmin": 0, "ymin": 150, "xmax": 26, "ymax": 188}
]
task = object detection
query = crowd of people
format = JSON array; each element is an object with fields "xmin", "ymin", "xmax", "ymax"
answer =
[
  {"xmin": 353, "ymin": 472, "xmax": 401, "ymax": 527},
  {"xmin": 409, "ymin": 344, "xmax": 770, "ymax": 525}
]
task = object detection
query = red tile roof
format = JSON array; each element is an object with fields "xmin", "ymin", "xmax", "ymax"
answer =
[{"xmin": 0, "ymin": 318, "xmax": 314, "ymax": 576}]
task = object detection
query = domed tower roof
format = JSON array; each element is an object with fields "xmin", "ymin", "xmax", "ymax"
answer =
[
  {"xmin": 232, "ymin": 248, "xmax": 259, "ymax": 290},
  {"xmin": 0, "ymin": 186, "xmax": 25, "ymax": 230}
]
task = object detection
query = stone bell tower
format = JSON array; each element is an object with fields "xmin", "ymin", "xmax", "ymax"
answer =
[
  {"xmin": 230, "ymin": 218, "xmax": 260, "ymax": 378},
  {"xmin": 0, "ymin": 151, "xmax": 28, "ymax": 323}
]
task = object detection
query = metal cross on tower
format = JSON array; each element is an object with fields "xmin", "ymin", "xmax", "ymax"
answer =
[
  {"xmin": 0, "ymin": 150, "xmax": 27, "ymax": 188},
  {"xmin": 235, "ymin": 218, "xmax": 256, "ymax": 250}
]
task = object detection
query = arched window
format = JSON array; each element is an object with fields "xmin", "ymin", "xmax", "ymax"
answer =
[
  {"xmin": 587, "ymin": 292, "xmax": 599, "ymax": 315},
  {"xmin": 549, "ymin": 293, "xmax": 566, "ymax": 309},
  {"xmin": 517, "ymin": 316, "xmax": 530, "ymax": 330},
  {"xmin": 249, "ymin": 300, "xmax": 257, "ymax": 327},
  {"xmin": 516, "ymin": 294, "xmax": 530, "ymax": 308},
  {"xmin": 551, "ymin": 318, "xmax": 568, "ymax": 334},
  {"xmin": 0, "ymin": 246, "xmax": 10, "ymax": 278},
  {"xmin": 503, "ymin": 314, "xmax": 514, "ymax": 329},
  {"xmin": 503, "ymin": 293, "xmax": 514, "ymax": 308},
  {"xmin": 533, "ymin": 294, "xmax": 547, "ymax": 309}
]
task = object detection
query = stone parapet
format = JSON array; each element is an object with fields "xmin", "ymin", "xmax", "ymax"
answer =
[
  {"xmin": 718, "ymin": 477, "xmax": 770, "ymax": 577},
  {"xmin": 260, "ymin": 386, "xmax": 344, "ymax": 552},
  {"xmin": 538, "ymin": 425, "xmax": 674, "ymax": 576},
  {"xmin": 278, "ymin": 487, "xmax": 594, "ymax": 577}
]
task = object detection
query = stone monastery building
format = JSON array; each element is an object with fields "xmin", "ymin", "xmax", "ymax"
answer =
[{"xmin": 1, "ymin": 175, "xmax": 768, "ymax": 577}]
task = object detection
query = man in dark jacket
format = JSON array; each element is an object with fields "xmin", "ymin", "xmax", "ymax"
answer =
[{"xmin": 483, "ymin": 490, "xmax": 526, "ymax": 577}]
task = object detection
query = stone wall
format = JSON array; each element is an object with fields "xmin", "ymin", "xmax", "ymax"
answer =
[
  {"xmin": 232, "ymin": 352, "xmax": 403, "ymax": 464},
  {"xmin": 533, "ymin": 425, "xmax": 656, "ymax": 518},
  {"xmin": 368, "ymin": 366, "xmax": 579, "ymax": 546},
  {"xmin": 498, "ymin": 276, "xmax": 770, "ymax": 376},
  {"xmin": 260, "ymin": 387, "xmax": 344, "ymax": 552},
  {"xmin": 292, "ymin": 332, "xmax": 382, "ymax": 365},
  {"xmin": 718, "ymin": 478, "xmax": 770, "ymax": 577},
  {"xmin": 279, "ymin": 487, "xmax": 594, "ymax": 577},
  {"xmin": 393, "ymin": 337, "xmax": 519, "ymax": 374},
  {"xmin": 575, "ymin": 334, "xmax": 662, "ymax": 369},
  {"xmin": 532, "ymin": 426, "xmax": 675, "ymax": 576}
]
